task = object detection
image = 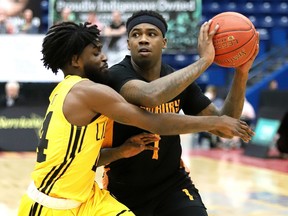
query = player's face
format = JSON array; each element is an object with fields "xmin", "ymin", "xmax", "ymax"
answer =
[
  {"xmin": 127, "ymin": 23, "xmax": 167, "ymax": 67},
  {"xmin": 80, "ymin": 44, "xmax": 109, "ymax": 84}
]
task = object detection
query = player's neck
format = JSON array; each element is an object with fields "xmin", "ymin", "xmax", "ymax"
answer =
[{"xmin": 131, "ymin": 60, "xmax": 161, "ymax": 81}]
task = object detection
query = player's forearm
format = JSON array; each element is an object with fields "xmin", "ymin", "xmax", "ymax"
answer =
[
  {"xmin": 148, "ymin": 113, "xmax": 253, "ymax": 143},
  {"xmin": 220, "ymin": 71, "xmax": 248, "ymax": 118},
  {"xmin": 149, "ymin": 114, "xmax": 218, "ymax": 135},
  {"xmin": 98, "ymin": 147, "xmax": 125, "ymax": 167},
  {"xmin": 143, "ymin": 57, "xmax": 212, "ymax": 107}
]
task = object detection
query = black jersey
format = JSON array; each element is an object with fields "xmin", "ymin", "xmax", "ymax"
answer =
[{"xmin": 106, "ymin": 55, "xmax": 211, "ymax": 209}]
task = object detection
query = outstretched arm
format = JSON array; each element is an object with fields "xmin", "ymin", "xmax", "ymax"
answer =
[
  {"xmin": 89, "ymin": 84, "xmax": 254, "ymax": 142},
  {"xmin": 120, "ymin": 20, "xmax": 219, "ymax": 107},
  {"xmin": 65, "ymin": 80, "xmax": 254, "ymax": 143}
]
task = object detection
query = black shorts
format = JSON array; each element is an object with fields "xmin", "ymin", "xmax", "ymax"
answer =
[
  {"xmin": 154, "ymin": 186, "xmax": 208, "ymax": 216},
  {"xmin": 130, "ymin": 170, "xmax": 207, "ymax": 216}
]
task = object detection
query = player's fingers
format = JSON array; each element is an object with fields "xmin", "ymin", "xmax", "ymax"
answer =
[
  {"xmin": 141, "ymin": 139, "xmax": 160, "ymax": 145},
  {"xmin": 239, "ymin": 119, "xmax": 249, "ymax": 127},
  {"xmin": 236, "ymin": 124, "xmax": 254, "ymax": 143},
  {"xmin": 202, "ymin": 20, "xmax": 211, "ymax": 39},
  {"xmin": 141, "ymin": 136, "xmax": 160, "ymax": 143},
  {"xmin": 234, "ymin": 130, "xmax": 249, "ymax": 143},
  {"xmin": 139, "ymin": 144, "xmax": 159, "ymax": 151},
  {"xmin": 256, "ymin": 31, "xmax": 260, "ymax": 42},
  {"xmin": 254, "ymin": 43, "xmax": 259, "ymax": 56},
  {"xmin": 199, "ymin": 21, "xmax": 207, "ymax": 41},
  {"xmin": 208, "ymin": 19, "xmax": 219, "ymax": 37},
  {"xmin": 238, "ymin": 129, "xmax": 252, "ymax": 143},
  {"xmin": 130, "ymin": 133, "xmax": 159, "ymax": 142},
  {"xmin": 251, "ymin": 32, "xmax": 260, "ymax": 58},
  {"xmin": 239, "ymin": 120, "xmax": 255, "ymax": 136}
]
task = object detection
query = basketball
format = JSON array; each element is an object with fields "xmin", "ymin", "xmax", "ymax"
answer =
[{"xmin": 209, "ymin": 12, "xmax": 257, "ymax": 68}]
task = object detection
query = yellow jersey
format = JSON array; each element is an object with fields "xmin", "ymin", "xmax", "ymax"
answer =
[{"xmin": 31, "ymin": 75, "xmax": 107, "ymax": 202}]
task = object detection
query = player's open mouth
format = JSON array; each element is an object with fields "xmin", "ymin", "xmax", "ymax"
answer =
[
  {"xmin": 138, "ymin": 48, "xmax": 151, "ymax": 55},
  {"xmin": 139, "ymin": 47, "xmax": 151, "ymax": 52}
]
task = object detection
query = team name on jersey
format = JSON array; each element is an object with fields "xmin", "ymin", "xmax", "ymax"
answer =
[{"xmin": 141, "ymin": 99, "xmax": 180, "ymax": 114}]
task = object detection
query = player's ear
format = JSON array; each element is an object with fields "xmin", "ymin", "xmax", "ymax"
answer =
[
  {"xmin": 162, "ymin": 38, "xmax": 167, "ymax": 49},
  {"xmin": 127, "ymin": 39, "xmax": 131, "ymax": 50},
  {"xmin": 71, "ymin": 55, "xmax": 80, "ymax": 67}
]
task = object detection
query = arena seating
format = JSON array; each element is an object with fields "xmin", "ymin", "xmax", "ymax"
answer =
[{"xmin": 202, "ymin": 0, "xmax": 288, "ymax": 53}]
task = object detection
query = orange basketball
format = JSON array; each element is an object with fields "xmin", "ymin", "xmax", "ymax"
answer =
[{"xmin": 209, "ymin": 12, "xmax": 257, "ymax": 68}]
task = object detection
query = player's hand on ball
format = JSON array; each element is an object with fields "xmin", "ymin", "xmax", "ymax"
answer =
[
  {"xmin": 236, "ymin": 32, "xmax": 260, "ymax": 73},
  {"xmin": 198, "ymin": 19, "xmax": 219, "ymax": 65}
]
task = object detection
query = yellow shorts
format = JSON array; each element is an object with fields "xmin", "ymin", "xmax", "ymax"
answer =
[{"xmin": 18, "ymin": 182, "xmax": 135, "ymax": 216}]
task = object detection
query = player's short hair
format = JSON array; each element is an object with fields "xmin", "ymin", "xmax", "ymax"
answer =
[
  {"xmin": 41, "ymin": 22, "xmax": 101, "ymax": 75},
  {"xmin": 126, "ymin": 10, "xmax": 168, "ymax": 37}
]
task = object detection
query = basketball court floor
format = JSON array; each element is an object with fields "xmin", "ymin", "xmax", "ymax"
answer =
[{"xmin": 1, "ymin": 134, "xmax": 288, "ymax": 216}]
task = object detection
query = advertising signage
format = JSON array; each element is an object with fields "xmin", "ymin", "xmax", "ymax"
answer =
[{"xmin": 49, "ymin": 0, "xmax": 201, "ymax": 54}]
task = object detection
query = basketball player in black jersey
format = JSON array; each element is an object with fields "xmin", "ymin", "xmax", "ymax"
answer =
[
  {"xmin": 100, "ymin": 10, "xmax": 259, "ymax": 216},
  {"xmin": 18, "ymin": 21, "xmax": 254, "ymax": 216}
]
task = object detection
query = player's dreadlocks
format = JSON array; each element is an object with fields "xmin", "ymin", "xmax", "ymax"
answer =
[{"xmin": 41, "ymin": 22, "xmax": 101, "ymax": 75}]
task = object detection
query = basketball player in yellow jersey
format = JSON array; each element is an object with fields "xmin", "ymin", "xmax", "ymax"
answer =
[{"xmin": 18, "ymin": 22, "xmax": 254, "ymax": 216}]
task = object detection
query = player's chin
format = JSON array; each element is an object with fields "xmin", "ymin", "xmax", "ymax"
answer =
[
  {"xmin": 101, "ymin": 67, "xmax": 109, "ymax": 73},
  {"xmin": 137, "ymin": 54, "xmax": 153, "ymax": 63},
  {"xmin": 138, "ymin": 51, "xmax": 152, "ymax": 58}
]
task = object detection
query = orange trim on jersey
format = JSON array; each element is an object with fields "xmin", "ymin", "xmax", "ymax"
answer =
[
  {"xmin": 102, "ymin": 119, "xmax": 114, "ymax": 148},
  {"xmin": 152, "ymin": 140, "xmax": 159, "ymax": 160}
]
